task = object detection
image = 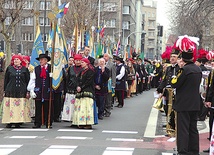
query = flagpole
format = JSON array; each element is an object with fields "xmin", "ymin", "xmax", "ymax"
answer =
[{"xmin": 48, "ymin": 19, "xmax": 57, "ymax": 129}]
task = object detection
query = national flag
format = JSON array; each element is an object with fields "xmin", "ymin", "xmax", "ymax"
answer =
[
  {"xmin": 29, "ymin": 24, "xmax": 45, "ymax": 71},
  {"xmin": 64, "ymin": 2, "xmax": 70, "ymax": 14},
  {"xmin": 100, "ymin": 27, "xmax": 105, "ymax": 38},
  {"xmin": 56, "ymin": 2, "xmax": 70, "ymax": 18},
  {"xmin": 116, "ymin": 39, "xmax": 120, "ymax": 56}
]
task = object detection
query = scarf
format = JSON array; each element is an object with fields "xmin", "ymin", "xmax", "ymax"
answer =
[{"xmin": 40, "ymin": 66, "xmax": 47, "ymax": 79}]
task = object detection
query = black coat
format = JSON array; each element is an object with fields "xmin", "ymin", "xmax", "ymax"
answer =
[
  {"xmin": 66, "ymin": 66, "xmax": 82, "ymax": 94},
  {"xmin": 157, "ymin": 64, "xmax": 180, "ymax": 93},
  {"xmin": 77, "ymin": 67, "xmax": 95, "ymax": 98},
  {"xmin": 4, "ymin": 65, "xmax": 30, "ymax": 98},
  {"xmin": 171, "ymin": 63, "xmax": 202, "ymax": 112},
  {"xmin": 94, "ymin": 66, "xmax": 110, "ymax": 95}
]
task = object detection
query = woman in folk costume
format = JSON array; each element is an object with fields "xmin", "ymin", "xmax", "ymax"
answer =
[
  {"xmin": 2, "ymin": 55, "xmax": 31, "ymax": 128},
  {"xmin": 72, "ymin": 58, "xmax": 95, "ymax": 129},
  {"xmin": 126, "ymin": 60, "xmax": 135, "ymax": 98},
  {"xmin": 61, "ymin": 54, "xmax": 82, "ymax": 122}
]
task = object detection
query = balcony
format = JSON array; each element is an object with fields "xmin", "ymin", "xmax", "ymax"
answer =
[
  {"xmin": 148, "ymin": 36, "xmax": 155, "ymax": 40},
  {"xmin": 147, "ymin": 44, "xmax": 156, "ymax": 49},
  {"xmin": 148, "ymin": 26, "xmax": 156, "ymax": 30},
  {"xmin": 148, "ymin": 17, "xmax": 156, "ymax": 21}
]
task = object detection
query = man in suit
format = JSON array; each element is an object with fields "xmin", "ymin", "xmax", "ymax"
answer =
[
  {"xmin": 103, "ymin": 53, "xmax": 116, "ymax": 117},
  {"xmin": 28, "ymin": 53, "xmax": 53, "ymax": 128},
  {"xmin": 171, "ymin": 49, "xmax": 202, "ymax": 155},
  {"xmin": 84, "ymin": 46, "xmax": 95, "ymax": 65}
]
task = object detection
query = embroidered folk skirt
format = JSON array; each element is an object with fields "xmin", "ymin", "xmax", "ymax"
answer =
[
  {"xmin": 72, "ymin": 97, "xmax": 94, "ymax": 125},
  {"xmin": 61, "ymin": 93, "xmax": 76, "ymax": 121},
  {"xmin": 2, "ymin": 97, "xmax": 31, "ymax": 123}
]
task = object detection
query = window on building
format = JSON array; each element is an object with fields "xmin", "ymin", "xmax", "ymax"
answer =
[
  {"xmin": 39, "ymin": 17, "xmax": 44, "ymax": 26},
  {"xmin": 123, "ymin": 21, "xmax": 130, "ymax": 30},
  {"xmin": 40, "ymin": 1, "xmax": 45, "ymax": 10},
  {"xmin": 46, "ymin": 1, "xmax": 51, "ymax": 10},
  {"xmin": 7, "ymin": 33, "xmax": 15, "ymax": 41},
  {"xmin": 5, "ymin": 17, "xmax": 11, "ymax": 25},
  {"xmin": 46, "ymin": 18, "xmax": 51, "ymax": 26},
  {"xmin": 28, "ymin": 33, "xmax": 34, "ymax": 41},
  {"xmin": 22, "ymin": 17, "xmax": 33, "ymax": 25},
  {"xmin": 24, "ymin": 1, "xmax": 33, "ymax": 9},
  {"xmin": 43, "ymin": 33, "xmax": 48, "ymax": 42},
  {"xmin": 123, "ymin": 6, "xmax": 130, "ymax": 14},
  {"xmin": 4, "ymin": 1, "xmax": 16, "ymax": 9},
  {"xmin": 103, "ymin": 2, "xmax": 116, "ymax": 12},
  {"xmin": 40, "ymin": 1, "xmax": 51, "ymax": 10},
  {"xmin": 106, "ymin": 19, "xmax": 116, "ymax": 28}
]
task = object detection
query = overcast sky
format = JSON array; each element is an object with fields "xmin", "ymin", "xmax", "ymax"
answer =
[{"xmin": 156, "ymin": 0, "xmax": 170, "ymax": 29}]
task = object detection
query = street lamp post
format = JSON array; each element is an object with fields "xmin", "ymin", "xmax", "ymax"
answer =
[{"xmin": 122, "ymin": 23, "xmax": 135, "ymax": 46}]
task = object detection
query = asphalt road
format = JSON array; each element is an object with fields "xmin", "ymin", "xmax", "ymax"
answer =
[{"xmin": 0, "ymin": 89, "xmax": 210, "ymax": 155}]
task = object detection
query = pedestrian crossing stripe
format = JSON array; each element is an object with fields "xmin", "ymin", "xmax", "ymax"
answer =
[
  {"xmin": 0, "ymin": 145, "xmax": 22, "ymax": 155},
  {"xmin": 58, "ymin": 129, "xmax": 93, "ymax": 132},
  {"xmin": 56, "ymin": 136, "xmax": 93, "ymax": 140},
  {"xmin": 108, "ymin": 138, "xmax": 144, "ymax": 142},
  {"xmin": 102, "ymin": 130, "xmax": 138, "ymax": 134},
  {"xmin": 39, "ymin": 145, "xmax": 77, "ymax": 155},
  {"xmin": 8, "ymin": 136, "xmax": 37, "ymax": 139},
  {"xmin": 12, "ymin": 129, "xmax": 49, "ymax": 132},
  {"xmin": 103, "ymin": 147, "xmax": 134, "ymax": 155},
  {"xmin": 162, "ymin": 153, "xmax": 174, "ymax": 155},
  {"xmin": 0, "ymin": 128, "xmax": 3, "ymax": 131}
]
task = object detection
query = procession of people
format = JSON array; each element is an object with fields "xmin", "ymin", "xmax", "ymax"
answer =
[{"xmin": 2, "ymin": 35, "xmax": 214, "ymax": 154}]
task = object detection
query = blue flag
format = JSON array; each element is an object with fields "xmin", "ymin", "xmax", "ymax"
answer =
[{"xmin": 30, "ymin": 25, "xmax": 45, "ymax": 70}]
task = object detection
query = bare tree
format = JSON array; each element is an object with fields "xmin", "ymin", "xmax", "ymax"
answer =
[
  {"xmin": 167, "ymin": 0, "xmax": 214, "ymax": 48},
  {"xmin": 0, "ymin": 0, "xmax": 34, "ymax": 67}
]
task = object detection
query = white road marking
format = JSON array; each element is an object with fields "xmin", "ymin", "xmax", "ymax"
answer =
[
  {"xmin": 162, "ymin": 153, "xmax": 174, "ymax": 155},
  {"xmin": 110, "ymin": 138, "xmax": 143, "ymax": 142},
  {"xmin": 56, "ymin": 136, "xmax": 93, "ymax": 140},
  {"xmin": 39, "ymin": 145, "xmax": 77, "ymax": 155},
  {"xmin": 103, "ymin": 147, "xmax": 134, "ymax": 155},
  {"xmin": 102, "ymin": 130, "xmax": 138, "ymax": 134},
  {"xmin": 58, "ymin": 129, "xmax": 93, "ymax": 132},
  {"xmin": 0, "ymin": 145, "xmax": 22, "ymax": 155},
  {"xmin": 12, "ymin": 129, "xmax": 49, "ymax": 132},
  {"xmin": 144, "ymin": 107, "xmax": 159, "ymax": 137},
  {"xmin": 8, "ymin": 136, "xmax": 37, "ymax": 139}
]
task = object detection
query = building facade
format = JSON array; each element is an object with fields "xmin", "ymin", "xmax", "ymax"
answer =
[{"xmin": 142, "ymin": 2, "xmax": 157, "ymax": 60}]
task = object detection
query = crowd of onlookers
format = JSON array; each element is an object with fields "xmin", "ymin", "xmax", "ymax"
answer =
[{"xmin": 0, "ymin": 46, "xmax": 168, "ymax": 129}]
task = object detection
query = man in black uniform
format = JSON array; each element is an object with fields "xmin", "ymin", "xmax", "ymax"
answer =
[
  {"xmin": 171, "ymin": 46, "xmax": 202, "ymax": 154},
  {"xmin": 157, "ymin": 49, "xmax": 180, "ymax": 119}
]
